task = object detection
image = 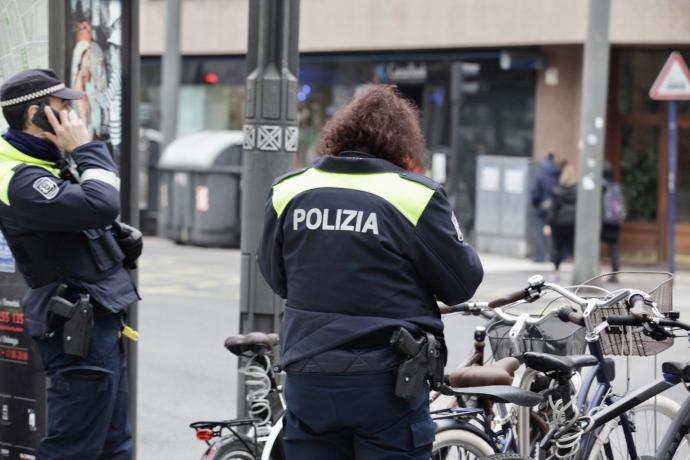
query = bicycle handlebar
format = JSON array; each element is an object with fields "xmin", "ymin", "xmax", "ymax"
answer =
[
  {"xmin": 488, "ymin": 288, "xmax": 530, "ymax": 309},
  {"xmin": 606, "ymin": 314, "xmax": 690, "ymax": 331},
  {"xmin": 484, "ymin": 277, "xmax": 652, "ymax": 327},
  {"xmin": 556, "ymin": 306, "xmax": 585, "ymax": 327},
  {"xmin": 605, "ymin": 315, "xmax": 644, "ymax": 327},
  {"xmin": 438, "ymin": 301, "xmax": 493, "ymax": 319}
]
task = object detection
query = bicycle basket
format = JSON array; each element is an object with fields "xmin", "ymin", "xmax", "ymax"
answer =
[
  {"xmin": 574, "ymin": 271, "xmax": 674, "ymax": 356},
  {"xmin": 487, "ymin": 300, "xmax": 586, "ymax": 360}
]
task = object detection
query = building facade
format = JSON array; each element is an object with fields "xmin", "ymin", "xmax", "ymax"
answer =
[{"xmin": 140, "ymin": 0, "xmax": 690, "ymax": 265}]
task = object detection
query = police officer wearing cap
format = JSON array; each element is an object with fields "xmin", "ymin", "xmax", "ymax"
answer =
[
  {"xmin": 0, "ymin": 69, "xmax": 139, "ymax": 459},
  {"xmin": 258, "ymin": 85, "xmax": 483, "ymax": 459}
]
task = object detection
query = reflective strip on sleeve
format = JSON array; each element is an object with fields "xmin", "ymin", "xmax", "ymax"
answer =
[
  {"xmin": 81, "ymin": 168, "xmax": 121, "ymax": 191},
  {"xmin": 272, "ymin": 168, "xmax": 435, "ymax": 225}
]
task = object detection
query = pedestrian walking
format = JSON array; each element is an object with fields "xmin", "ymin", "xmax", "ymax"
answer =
[
  {"xmin": 601, "ymin": 163, "xmax": 626, "ymax": 279},
  {"xmin": 529, "ymin": 152, "xmax": 560, "ymax": 262},
  {"xmin": 0, "ymin": 69, "xmax": 140, "ymax": 459},
  {"xmin": 257, "ymin": 85, "xmax": 483, "ymax": 459},
  {"xmin": 545, "ymin": 162, "xmax": 577, "ymax": 275}
]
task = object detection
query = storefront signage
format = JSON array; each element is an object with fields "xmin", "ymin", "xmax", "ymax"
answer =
[{"xmin": 381, "ymin": 62, "xmax": 427, "ymax": 82}]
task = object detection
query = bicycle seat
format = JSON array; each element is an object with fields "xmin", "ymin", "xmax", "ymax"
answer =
[
  {"xmin": 522, "ymin": 352, "xmax": 598, "ymax": 375},
  {"xmin": 449, "ymin": 385, "xmax": 543, "ymax": 407},
  {"xmin": 224, "ymin": 332, "xmax": 279, "ymax": 356},
  {"xmin": 448, "ymin": 357, "xmax": 520, "ymax": 388},
  {"xmin": 662, "ymin": 361, "xmax": 690, "ymax": 381}
]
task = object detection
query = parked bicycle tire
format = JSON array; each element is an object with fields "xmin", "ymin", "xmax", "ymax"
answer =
[
  {"xmin": 587, "ymin": 395, "xmax": 690, "ymax": 459},
  {"xmin": 477, "ymin": 455, "xmax": 528, "ymax": 460},
  {"xmin": 204, "ymin": 435, "xmax": 263, "ymax": 460},
  {"xmin": 432, "ymin": 428, "xmax": 495, "ymax": 459}
]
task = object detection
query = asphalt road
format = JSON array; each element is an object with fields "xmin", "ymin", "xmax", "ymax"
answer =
[{"xmin": 137, "ymin": 237, "xmax": 690, "ymax": 459}]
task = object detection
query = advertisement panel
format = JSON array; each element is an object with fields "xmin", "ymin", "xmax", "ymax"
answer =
[
  {"xmin": 0, "ymin": 2, "xmax": 49, "ymax": 458},
  {"xmin": 64, "ymin": 0, "xmax": 123, "ymax": 164}
]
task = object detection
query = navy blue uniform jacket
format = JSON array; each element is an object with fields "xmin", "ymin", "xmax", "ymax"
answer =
[
  {"xmin": 258, "ymin": 152, "xmax": 483, "ymax": 369},
  {"xmin": 0, "ymin": 136, "xmax": 138, "ymax": 337}
]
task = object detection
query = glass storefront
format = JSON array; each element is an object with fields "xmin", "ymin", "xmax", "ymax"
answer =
[
  {"xmin": 140, "ymin": 56, "xmax": 246, "ymax": 134},
  {"xmin": 616, "ymin": 49, "xmax": 690, "ymax": 223},
  {"xmin": 613, "ymin": 47, "xmax": 690, "ymax": 264},
  {"xmin": 140, "ymin": 51, "xmax": 536, "ymax": 235},
  {"xmin": 141, "ymin": 51, "xmax": 535, "ymax": 160},
  {"xmin": 618, "ymin": 50, "xmax": 690, "ymax": 117}
]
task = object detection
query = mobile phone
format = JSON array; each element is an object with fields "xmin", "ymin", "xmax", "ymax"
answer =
[{"xmin": 31, "ymin": 103, "xmax": 58, "ymax": 135}]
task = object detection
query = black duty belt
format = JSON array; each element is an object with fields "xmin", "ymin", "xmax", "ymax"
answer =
[
  {"xmin": 345, "ymin": 328, "xmax": 396, "ymax": 349},
  {"xmin": 92, "ymin": 300, "xmax": 118, "ymax": 318}
]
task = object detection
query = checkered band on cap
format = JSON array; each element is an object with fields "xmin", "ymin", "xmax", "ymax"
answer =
[{"xmin": 0, "ymin": 83, "xmax": 66, "ymax": 107}]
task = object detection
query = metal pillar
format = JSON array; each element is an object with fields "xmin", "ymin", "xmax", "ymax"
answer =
[
  {"xmin": 122, "ymin": 1, "xmax": 141, "ymax": 457},
  {"xmin": 238, "ymin": 0, "xmax": 300, "ymax": 414},
  {"xmin": 447, "ymin": 62, "xmax": 464, "ymax": 215},
  {"xmin": 572, "ymin": 0, "xmax": 611, "ymax": 284},
  {"xmin": 160, "ymin": 0, "xmax": 181, "ymax": 149}
]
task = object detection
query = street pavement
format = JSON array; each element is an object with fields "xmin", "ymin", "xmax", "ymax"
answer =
[{"xmin": 137, "ymin": 237, "xmax": 690, "ymax": 459}]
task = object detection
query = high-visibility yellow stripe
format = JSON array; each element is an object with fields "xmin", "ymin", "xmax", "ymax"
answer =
[
  {"xmin": 0, "ymin": 138, "xmax": 55, "ymax": 166},
  {"xmin": 0, "ymin": 137, "xmax": 60, "ymax": 206},
  {"xmin": 272, "ymin": 168, "xmax": 435, "ymax": 225},
  {"xmin": 0, "ymin": 166, "xmax": 13, "ymax": 206}
]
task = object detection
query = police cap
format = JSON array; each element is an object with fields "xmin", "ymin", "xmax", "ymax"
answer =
[{"xmin": 0, "ymin": 69, "xmax": 84, "ymax": 107}]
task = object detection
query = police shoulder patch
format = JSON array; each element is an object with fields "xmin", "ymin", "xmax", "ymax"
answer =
[
  {"xmin": 32, "ymin": 177, "xmax": 59, "ymax": 200},
  {"xmin": 399, "ymin": 172, "xmax": 440, "ymax": 191},
  {"xmin": 272, "ymin": 167, "xmax": 308, "ymax": 186}
]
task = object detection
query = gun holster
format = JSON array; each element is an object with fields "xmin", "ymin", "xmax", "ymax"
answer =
[
  {"xmin": 390, "ymin": 328, "xmax": 446, "ymax": 403},
  {"xmin": 48, "ymin": 292, "xmax": 94, "ymax": 358}
]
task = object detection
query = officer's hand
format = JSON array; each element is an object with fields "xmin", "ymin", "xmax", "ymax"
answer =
[{"xmin": 41, "ymin": 107, "xmax": 92, "ymax": 154}]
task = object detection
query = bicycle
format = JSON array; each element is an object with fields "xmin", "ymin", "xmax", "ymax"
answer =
[
  {"xmin": 190, "ymin": 332, "xmax": 285, "ymax": 460},
  {"xmin": 436, "ymin": 292, "xmax": 586, "ymax": 458},
  {"xmin": 190, "ymin": 325, "xmax": 544, "ymax": 459},
  {"xmin": 479, "ymin": 272, "xmax": 690, "ymax": 460}
]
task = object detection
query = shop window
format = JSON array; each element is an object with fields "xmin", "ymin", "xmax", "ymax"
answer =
[
  {"xmin": 620, "ymin": 125, "xmax": 659, "ymax": 221},
  {"xmin": 618, "ymin": 49, "xmax": 690, "ymax": 115},
  {"xmin": 678, "ymin": 127, "xmax": 690, "ymax": 223}
]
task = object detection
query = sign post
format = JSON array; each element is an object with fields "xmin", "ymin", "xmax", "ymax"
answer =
[{"xmin": 649, "ymin": 51, "xmax": 690, "ymax": 273}]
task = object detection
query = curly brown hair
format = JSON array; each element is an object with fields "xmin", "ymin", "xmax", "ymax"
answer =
[{"xmin": 316, "ymin": 85, "xmax": 427, "ymax": 170}]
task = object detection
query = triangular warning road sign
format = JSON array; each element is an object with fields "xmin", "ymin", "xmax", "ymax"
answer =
[{"xmin": 650, "ymin": 51, "xmax": 690, "ymax": 100}]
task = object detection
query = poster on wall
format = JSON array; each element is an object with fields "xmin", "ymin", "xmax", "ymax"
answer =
[
  {"xmin": 0, "ymin": 1, "xmax": 49, "ymax": 458},
  {"xmin": 64, "ymin": 0, "xmax": 123, "ymax": 164}
]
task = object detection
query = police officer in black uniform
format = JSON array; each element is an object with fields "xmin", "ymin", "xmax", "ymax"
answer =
[
  {"xmin": 0, "ymin": 69, "xmax": 139, "ymax": 459},
  {"xmin": 258, "ymin": 85, "xmax": 483, "ymax": 459}
]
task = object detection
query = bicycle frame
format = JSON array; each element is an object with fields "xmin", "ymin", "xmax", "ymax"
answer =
[
  {"xmin": 581, "ymin": 373, "xmax": 690, "ymax": 460},
  {"xmin": 260, "ymin": 417, "xmax": 284, "ymax": 460},
  {"xmin": 573, "ymin": 329, "xmax": 640, "ymax": 459}
]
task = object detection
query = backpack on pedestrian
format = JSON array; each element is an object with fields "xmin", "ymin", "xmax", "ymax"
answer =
[{"xmin": 602, "ymin": 182, "xmax": 626, "ymax": 226}]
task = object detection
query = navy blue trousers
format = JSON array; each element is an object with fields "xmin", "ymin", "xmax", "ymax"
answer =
[
  {"xmin": 283, "ymin": 371, "xmax": 435, "ymax": 460},
  {"xmin": 35, "ymin": 315, "xmax": 132, "ymax": 460}
]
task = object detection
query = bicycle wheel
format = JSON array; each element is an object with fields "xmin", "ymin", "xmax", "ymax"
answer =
[
  {"xmin": 432, "ymin": 428, "xmax": 496, "ymax": 459},
  {"xmin": 206, "ymin": 435, "xmax": 263, "ymax": 460},
  {"xmin": 587, "ymin": 395, "xmax": 690, "ymax": 460},
  {"xmin": 477, "ymin": 455, "xmax": 529, "ymax": 460}
]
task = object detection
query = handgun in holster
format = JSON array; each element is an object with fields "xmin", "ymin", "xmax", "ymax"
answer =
[
  {"xmin": 48, "ymin": 293, "xmax": 94, "ymax": 358},
  {"xmin": 390, "ymin": 328, "xmax": 446, "ymax": 403}
]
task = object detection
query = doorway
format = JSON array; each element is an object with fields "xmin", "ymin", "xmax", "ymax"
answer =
[{"xmin": 676, "ymin": 125, "xmax": 690, "ymax": 266}]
